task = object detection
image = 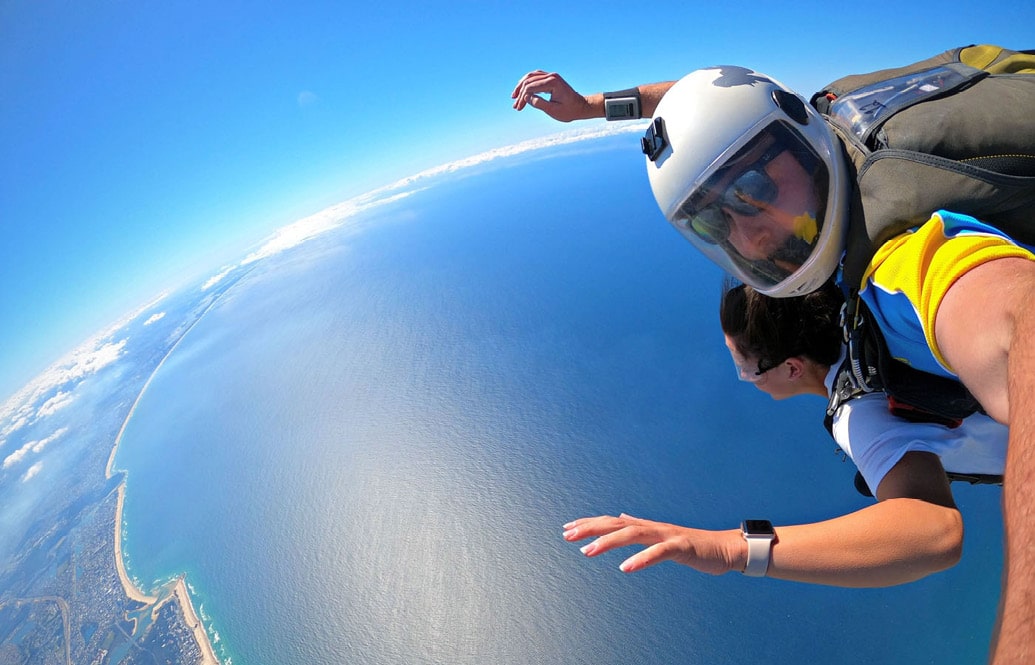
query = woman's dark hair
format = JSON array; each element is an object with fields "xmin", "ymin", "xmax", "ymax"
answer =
[{"xmin": 719, "ymin": 277, "xmax": 843, "ymax": 372}]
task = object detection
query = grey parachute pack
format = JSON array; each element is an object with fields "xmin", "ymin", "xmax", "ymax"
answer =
[{"xmin": 813, "ymin": 45, "xmax": 1035, "ymax": 490}]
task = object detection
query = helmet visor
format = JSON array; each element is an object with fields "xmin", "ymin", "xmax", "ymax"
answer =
[{"xmin": 671, "ymin": 121, "xmax": 829, "ymax": 289}]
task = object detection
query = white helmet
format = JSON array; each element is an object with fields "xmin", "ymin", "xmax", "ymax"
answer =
[{"xmin": 643, "ymin": 67, "xmax": 850, "ymax": 297}]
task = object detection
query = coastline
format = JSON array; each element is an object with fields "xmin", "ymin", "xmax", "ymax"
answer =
[
  {"xmin": 112, "ymin": 480, "xmax": 221, "ymax": 665},
  {"xmin": 106, "ymin": 301, "xmax": 226, "ymax": 663},
  {"xmin": 171, "ymin": 577, "xmax": 220, "ymax": 665},
  {"xmin": 113, "ymin": 484, "xmax": 158, "ymax": 605}
]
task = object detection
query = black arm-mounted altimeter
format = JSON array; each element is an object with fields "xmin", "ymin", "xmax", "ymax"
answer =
[{"xmin": 604, "ymin": 87, "xmax": 642, "ymax": 121}]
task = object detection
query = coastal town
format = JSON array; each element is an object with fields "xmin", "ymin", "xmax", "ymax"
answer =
[
  {"xmin": 0, "ymin": 275, "xmax": 243, "ymax": 664},
  {"xmin": 0, "ymin": 459, "xmax": 218, "ymax": 663}
]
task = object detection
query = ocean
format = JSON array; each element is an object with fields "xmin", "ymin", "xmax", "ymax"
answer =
[{"xmin": 112, "ymin": 137, "xmax": 1004, "ymax": 664}]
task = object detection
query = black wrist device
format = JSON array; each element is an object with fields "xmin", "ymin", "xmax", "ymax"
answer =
[{"xmin": 604, "ymin": 88, "xmax": 642, "ymax": 121}]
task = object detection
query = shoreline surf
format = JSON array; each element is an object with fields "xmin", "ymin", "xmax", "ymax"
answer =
[{"xmin": 105, "ymin": 288, "xmax": 233, "ymax": 663}]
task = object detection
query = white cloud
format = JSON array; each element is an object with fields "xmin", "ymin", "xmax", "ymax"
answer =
[
  {"xmin": 22, "ymin": 461, "xmax": 42, "ymax": 482},
  {"xmin": 60, "ymin": 339, "xmax": 127, "ymax": 384},
  {"xmin": 33, "ymin": 427, "xmax": 67, "ymax": 453},
  {"xmin": 239, "ymin": 190, "xmax": 419, "ymax": 266},
  {"xmin": 378, "ymin": 121, "xmax": 648, "ymax": 191},
  {"xmin": 201, "ymin": 266, "xmax": 234, "ymax": 291},
  {"xmin": 298, "ymin": 90, "xmax": 319, "ymax": 107},
  {"xmin": 143, "ymin": 312, "xmax": 166, "ymax": 325},
  {"xmin": 2, "ymin": 426, "xmax": 68, "ymax": 469},
  {"xmin": 0, "ymin": 337, "xmax": 128, "ymax": 432},
  {"xmin": 237, "ymin": 123, "xmax": 646, "ymax": 268},
  {"xmin": 1, "ymin": 409, "xmax": 31, "ymax": 442},
  {"xmin": 3, "ymin": 443, "xmax": 30, "ymax": 468},
  {"xmin": 36, "ymin": 392, "xmax": 76, "ymax": 418},
  {"xmin": 114, "ymin": 291, "xmax": 170, "ymax": 333}
]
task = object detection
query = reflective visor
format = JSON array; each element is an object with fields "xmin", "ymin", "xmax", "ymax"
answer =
[{"xmin": 670, "ymin": 121, "xmax": 829, "ymax": 289}]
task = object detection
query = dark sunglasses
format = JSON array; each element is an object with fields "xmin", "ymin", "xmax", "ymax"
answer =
[{"xmin": 687, "ymin": 149, "xmax": 781, "ymax": 245}]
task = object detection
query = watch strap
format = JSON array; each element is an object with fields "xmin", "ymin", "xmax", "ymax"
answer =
[
  {"xmin": 741, "ymin": 520, "xmax": 775, "ymax": 577},
  {"xmin": 604, "ymin": 88, "xmax": 641, "ymax": 101},
  {"xmin": 743, "ymin": 535, "xmax": 772, "ymax": 577}
]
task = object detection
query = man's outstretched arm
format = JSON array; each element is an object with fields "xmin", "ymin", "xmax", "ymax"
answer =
[{"xmin": 511, "ymin": 70, "xmax": 674, "ymax": 122}]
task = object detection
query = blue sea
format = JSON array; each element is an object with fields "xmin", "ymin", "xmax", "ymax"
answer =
[{"xmin": 113, "ymin": 135, "xmax": 1004, "ymax": 664}]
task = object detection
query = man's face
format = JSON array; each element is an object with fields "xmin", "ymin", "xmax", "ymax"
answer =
[
  {"xmin": 681, "ymin": 123, "xmax": 825, "ymax": 285},
  {"xmin": 723, "ymin": 150, "xmax": 819, "ymax": 267}
]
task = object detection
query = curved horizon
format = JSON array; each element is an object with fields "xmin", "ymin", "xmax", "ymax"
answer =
[{"xmin": 1, "ymin": 124, "xmax": 644, "ymax": 413}]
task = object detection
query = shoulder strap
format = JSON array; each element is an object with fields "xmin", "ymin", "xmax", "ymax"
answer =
[
  {"xmin": 824, "ymin": 292, "xmax": 980, "ymax": 440},
  {"xmin": 850, "ymin": 296, "xmax": 981, "ymax": 421},
  {"xmin": 945, "ymin": 471, "xmax": 1004, "ymax": 486},
  {"xmin": 850, "ymin": 470, "xmax": 1002, "ymax": 498}
]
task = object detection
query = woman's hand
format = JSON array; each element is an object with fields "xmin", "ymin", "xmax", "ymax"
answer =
[{"xmin": 562, "ymin": 513, "xmax": 744, "ymax": 575}]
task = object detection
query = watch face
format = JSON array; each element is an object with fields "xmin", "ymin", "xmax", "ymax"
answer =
[
  {"xmin": 743, "ymin": 520, "xmax": 775, "ymax": 536},
  {"xmin": 605, "ymin": 98, "xmax": 639, "ymax": 121},
  {"xmin": 612, "ymin": 102, "xmax": 634, "ymax": 117}
]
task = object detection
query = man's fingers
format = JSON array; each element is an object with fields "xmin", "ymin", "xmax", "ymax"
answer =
[
  {"xmin": 512, "ymin": 70, "xmax": 554, "ymax": 110},
  {"xmin": 511, "ymin": 69, "xmax": 549, "ymax": 97},
  {"xmin": 512, "ymin": 71, "xmax": 571, "ymax": 112}
]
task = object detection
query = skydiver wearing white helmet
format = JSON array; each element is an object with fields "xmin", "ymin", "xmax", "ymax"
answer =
[
  {"xmin": 640, "ymin": 66, "xmax": 848, "ymax": 296},
  {"xmin": 512, "ymin": 66, "xmax": 850, "ymax": 296},
  {"xmin": 512, "ymin": 46, "xmax": 1035, "ymax": 665}
]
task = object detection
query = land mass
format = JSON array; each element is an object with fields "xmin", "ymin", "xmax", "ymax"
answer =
[
  {"xmin": 0, "ymin": 474, "xmax": 220, "ymax": 664},
  {"xmin": 0, "ymin": 271, "xmax": 248, "ymax": 663}
]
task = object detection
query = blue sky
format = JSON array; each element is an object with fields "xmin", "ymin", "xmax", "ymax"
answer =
[{"xmin": 1, "ymin": 1, "xmax": 1032, "ymax": 398}]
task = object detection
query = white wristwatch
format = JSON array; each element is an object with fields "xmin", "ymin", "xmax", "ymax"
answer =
[{"xmin": 741, "ymin": 520, "xmax": 776, "ymax": 577}]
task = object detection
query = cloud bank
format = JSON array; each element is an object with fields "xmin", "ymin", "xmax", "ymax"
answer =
[
  {"xmin": 3, "ymin": 426, "xmax": 68, "ymax": 470},
  {"xmin": 1, "ymin": 123, "xmax": 647, "ymax": 447},
  {"xmin": 0, "ymin": 336, "xmax": 128, "ymax": 440}
]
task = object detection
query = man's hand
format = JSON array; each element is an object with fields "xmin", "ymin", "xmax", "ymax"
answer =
[{"xmin": 511, "ymin": 70, "xmax": 600, "ymax": 122}]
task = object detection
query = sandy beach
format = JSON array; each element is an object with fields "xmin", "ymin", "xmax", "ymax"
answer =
[
  {"xmin": 171, "ymin": 577, "xmax": 220, "ymax": 665},
  {"xmin": 113, "ymin": 482, "xmax": 221, "ymax": 663},
  {"xmin": 113, "ymin": 484, "xmax": 157, "ymax": 605},
  {"xmin": 106, "ymin": 310, "xmax": 222, "ymax": 662}
]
